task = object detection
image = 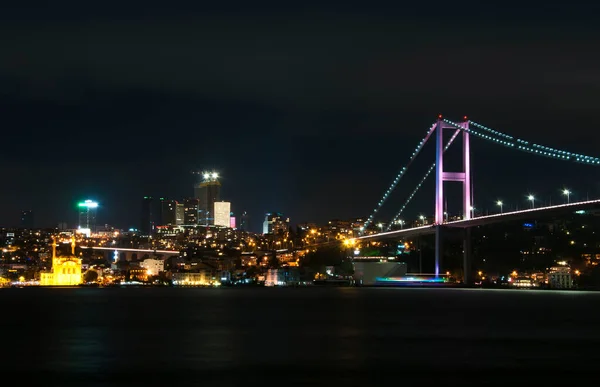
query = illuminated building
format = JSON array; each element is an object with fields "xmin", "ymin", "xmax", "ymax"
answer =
[
  {"xmin": 39, "ymin": 237, "xmax": 82, "ymax": 286},
  {"xmin": 547, "ymin": 265, "xmax": 573, "ymax": 289},
  {"xmin": 160, "ymin": 198, "xmax": 177, "ymax": 226},
  {"xmin": 78, "ymin": 200, "xmax": 98, "ymax": 233},
  {"xmin": 176, "ymin": 203, "xmax": 184, "ymax": 225},
  {"xmin": 140, "ymin": 196, "xmax": 154, "ymax": 235},
  {"xmin": 140, "ymin": 258, "xmax": 164, "ymax": 276},
  {"xmin": 194, "ymin": 171, "xmax": 221, "ymax": 225},
  {"xmin": 128, "ymin": 268, "xmax": 148, "ymax": 282},
  {"xmin": 214, "ymin": 201, "xmax": 231, "ymax": 227},
  {"xmin": 20, "ymin": 210, "xmax": 34, "ymax": 229},
  {"xmin": 172, "ymin": 271, "xmax": 214, "ymax": 286},
  {"xmin": 262, "ymin": 212, "xmax": 290, "ymax": 235},
  {"xmin": 230, "ymin": 216, "xmax": 236, "ymax": 229},
  {"xmin": 511, "ymin": 277, "xmax": 536, "ymax": 288},
  {"xmin": 265, "ymin": 268, "xmax": 300, "ymax": 286},
  {"xmin": 183, "ymin": 198, "xmax": 199, "ymax": 225}
]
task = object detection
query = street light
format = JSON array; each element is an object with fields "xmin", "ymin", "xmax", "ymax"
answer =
[
  {"xmin": 396, "ymin": 219, "xmax": 404, "ymax": 229},
  {"xmin": 496, "ymin": 200, "xmax": 503, "ymax": 213},
  {"xmin": 377, "ymin": 223, "xmax": 384, "ymax": 232},
  {"xmin": 469, "ymin": 206, "xmax": 475, "ymax": 218},
  {"xmin": 527, "ymin": 194, "xmax": 535, "ymax": 208},
  {"xmin": 563, "ymin": 189, "xmax": 571, "ymax": 204},
  {"xmin": 419, "ymin": 215, "xmax": 425, "ymax": 226}
]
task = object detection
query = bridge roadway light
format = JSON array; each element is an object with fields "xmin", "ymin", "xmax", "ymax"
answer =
[
  {"xmin": 419, "ymin": 215, "xmax": 425, "ymax": 226},
  {"xmin": 496, "ymin": 200, "xmax": 503, "ymax": 213},
  {"xmin": 563, "ymin": 189, "xmax": 571, "ymax": 204},
  {"xmin": 377, "ymin": 223, "xmax": 384, "ymax": 232},
  {"xmin": 528, "ymin": 195, "xmax": 535, "ymax": 208}
]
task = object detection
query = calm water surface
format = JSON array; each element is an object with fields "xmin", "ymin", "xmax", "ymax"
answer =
[{"xmin": 1, "ymin": 287, "xmax": 599, "ymax": 386}]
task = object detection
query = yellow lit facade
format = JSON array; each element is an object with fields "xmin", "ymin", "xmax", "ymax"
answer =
[{"xmin": 40, "ymin": 237, "xmax": 82, "ymax": 286}]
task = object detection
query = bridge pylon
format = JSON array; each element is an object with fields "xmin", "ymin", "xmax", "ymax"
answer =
[{"xmin": 434, "ymin": 116, "xmax": 471, "ymax": 276}]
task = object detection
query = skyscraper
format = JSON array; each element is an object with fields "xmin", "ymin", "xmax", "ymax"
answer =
[
  {"xmin": 176, "ymin": 203, "xmax": 184, "ymax": 225},
  {"xmin": 77, "ymin": 200, "xmax": 98, "ymax": 232},
  {"xmin": 20, "ymin": 210, "xmax": 34, "ymax": 229},
  {"xmin": 239, "ymin": 211, "xmax": 250, "ymax": 232},
  {"xmin": 214, "ymin": 201, "xmax": 231, "ymax": 227},
  {"xmin": 183, "ymin": 198, "xmax": 199, "ymax": 225},
  {"xmin": 160, "ymin": 198, "xmax": 177, "ymax": 226},
  {"xmin": 194, "ymin": 171, "xmax": 221, "ymax": 225},
  {"xmin": 140, "ymin": 196, "xmax": 154, "ymax": 235}
]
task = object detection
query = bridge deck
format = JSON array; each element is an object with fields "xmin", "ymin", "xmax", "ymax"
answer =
[{"xmin": 359, "ymin": 199, "xmax": 600, "ymax": 241}]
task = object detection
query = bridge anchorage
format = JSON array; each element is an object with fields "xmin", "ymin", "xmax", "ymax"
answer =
[{"xmin": 358, "ymin": 115, "xmax": 600, "ymax": 285}]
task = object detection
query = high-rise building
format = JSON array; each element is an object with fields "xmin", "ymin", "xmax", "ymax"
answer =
[
  {"xmin": 140, "ymin": 196, "xmax": 154, "ymax": 235},
  {"xmin": 239, "ymin": 211, "xmax": 250, "ymax": 232},
  {"xmin": 176, "ymin": 203, "xmax": 185, "ymax": 225},
  {"xmin": 20, "ymin": 210, "xmax": 34, "ymax": 229},
  {"xmin": 160, "ymin": 198, "xmax": 177, "ymax": 226},
  {"xmin": 214, "ymin": 201, "xmax": 231, "ymax": 227},
  {"xmin": 194, "ymin": 171, "xmax": 221, "ymax": 225},
  {"xmin": 78, "ymin": 200, "xmax": 98, "ymax": 233},
  {"xmin": 183, "ymin": 198, "xmax": 199, "ymax": 225},
  {"xmin": 263, "ymin": 212, "xmax": 290, "ymax": 235}
]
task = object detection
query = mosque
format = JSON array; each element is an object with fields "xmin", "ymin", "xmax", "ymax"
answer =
[{"xmin": 39, "ymin": 236, "xmax": 82, "ymax": 286}]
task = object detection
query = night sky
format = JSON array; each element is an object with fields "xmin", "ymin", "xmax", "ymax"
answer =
[{"xmin": 2, "ymin": 2, "xmax": 600, "ymax": 231}]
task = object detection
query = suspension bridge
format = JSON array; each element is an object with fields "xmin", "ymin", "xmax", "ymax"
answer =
[{"xmin": 357, "ymin": 116, "xmax": 600, "ymax": 285}]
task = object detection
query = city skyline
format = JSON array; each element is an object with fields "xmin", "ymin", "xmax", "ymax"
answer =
[{"xmin": 1, "ymin": 3, "xmax": 599, "ymax": 230}]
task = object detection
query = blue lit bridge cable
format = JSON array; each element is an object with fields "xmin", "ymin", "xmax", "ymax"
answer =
[
  {"xmin": 386, "ymin": 128, "xmax": 462, "ymax": 231},
  {"xmin": 362, "ymin": 121, "xmax": 437, "ymax": 231},
  {"xmin": 443, "ymin": 119, "xmax": 600, "ymax": 166}
]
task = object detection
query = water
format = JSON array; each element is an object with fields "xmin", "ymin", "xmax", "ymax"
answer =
[{"xmin": 1, "ymin": 287, "xmax": 599, "ymax": 386}]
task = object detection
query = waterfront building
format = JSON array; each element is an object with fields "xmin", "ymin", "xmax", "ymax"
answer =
[
  {"xmin": 548, "ymin": 265, "xmax": 573, "ymax": 289},
  {"xmin": 172, "ymin": 271, "xmax": 213, "ymax": 286},
  {"xmin": 265, "ymin": 268, "xmax": 299, "ymax": 286},
  {"xmin": 39, "ymin": 237, "xmax": 82, "ymax": 286}
]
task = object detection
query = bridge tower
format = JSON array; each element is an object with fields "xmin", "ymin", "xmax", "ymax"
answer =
[{"xmin": 434, "ymin": 116, "xmax": 471, "ymax": 277}]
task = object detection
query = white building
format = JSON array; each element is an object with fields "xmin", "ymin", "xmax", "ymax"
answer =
[
  {"xmin": 548, "ymin": 266, "xmax": 573, "ymax": 289},
  {"xmin": 214, "ymin": 201, "xmax": 231, "ymax": 227},
  {"xmin": 264, "ymin": 268, "xmax": 299, "ymax": 286},
  {"xmin": 265, "ymin": 269, "xmax": 286, "ymax": 286},
  {"xmin": 140, "ymin": 258, "xmax": 164, "ymax": 276}
]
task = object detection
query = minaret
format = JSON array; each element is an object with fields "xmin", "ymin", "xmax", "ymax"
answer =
[
  {"xmin": 71, "ymin": 236, "xmax": 76, "ymax": 255},
  {"xmin": 52, "ymin": 236, "xmax": 57, "ymax": 259}
]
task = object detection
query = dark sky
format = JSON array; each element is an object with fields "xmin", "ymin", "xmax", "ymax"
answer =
[{"xmin": 1, "ymin": 2, "xmax": 600, "ymax": 231}]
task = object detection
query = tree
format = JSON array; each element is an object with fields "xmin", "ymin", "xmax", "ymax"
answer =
[
  {"xmin": 267, "ymin": 255, "xmax": 280, "ymax": 269},
  {"xmin": 302, "ymin": 245, "xmax": 345, "ymax": 270},
  {"xmin": 83, "ymin": 270, "xmax": 99, "ymax": 283}
]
